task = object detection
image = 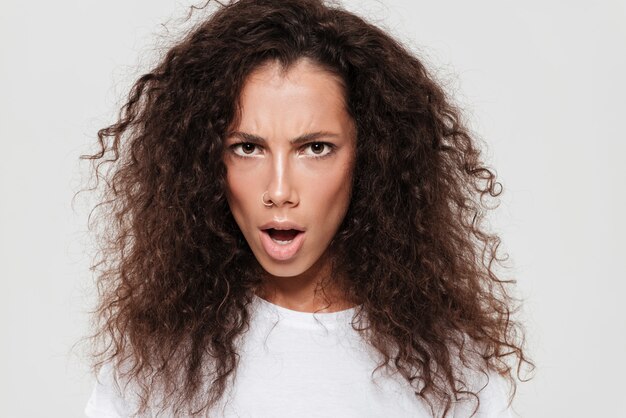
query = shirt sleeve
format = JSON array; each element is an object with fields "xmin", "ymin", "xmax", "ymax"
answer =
[
  {"xmin": 453, "ymin": 370, "xmax": 513, "ymax": 418},
  {"xmin": 84, "ymin": 362, "xmax": 134, "ymax": 418}
]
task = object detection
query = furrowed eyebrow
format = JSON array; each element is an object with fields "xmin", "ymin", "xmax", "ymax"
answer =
[{"xmin": 227, "ymin": 131, "xmax": 339, "ymax": 146}]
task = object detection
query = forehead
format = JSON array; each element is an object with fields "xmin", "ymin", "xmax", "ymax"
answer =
[
  {"xmin": 244, "ymin": 58, "xmax": 346, "ymax": 96},
  {"xmin": 229, "ymin": 59, "xmax": 353, "ymax": 138}
]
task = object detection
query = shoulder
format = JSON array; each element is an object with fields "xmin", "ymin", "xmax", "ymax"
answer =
[
  {"xmin": 85, "ymin": 362, "xmax": 136, "ymax": 418},
  {"xmin": 452, "ymin": 369, "xmax": 513, "ymax": 418},
  {"xmin": 440, "ymin": 334, "xmax": 515, "ymax": 417}
]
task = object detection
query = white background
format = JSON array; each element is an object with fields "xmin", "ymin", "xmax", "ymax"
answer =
[{"xmin": 1, "ymin": 1, "xmax": 624, "ymax": 417}]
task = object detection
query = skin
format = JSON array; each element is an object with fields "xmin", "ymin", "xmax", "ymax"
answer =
[{"xmin": 223, "ymin": 58, "xmax": 357, "ymax": 313}]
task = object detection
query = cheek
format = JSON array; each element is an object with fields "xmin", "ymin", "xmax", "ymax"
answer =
[
  {"xmin": 313, "ymin": 168, "xmax": 353, "ymax": 221},
  {"xmin": 225, "ymin": 171, "xmax": 252, "ymax": 218}
]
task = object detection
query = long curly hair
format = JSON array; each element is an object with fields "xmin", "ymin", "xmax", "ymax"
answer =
[{"xmin": 81, "ymin": 0, "xmax": 533, "ymax": 416}]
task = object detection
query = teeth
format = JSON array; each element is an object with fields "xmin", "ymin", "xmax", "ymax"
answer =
[{"xmin": 271, "ymin": 238, "xmax": 293, "ymax": 245}]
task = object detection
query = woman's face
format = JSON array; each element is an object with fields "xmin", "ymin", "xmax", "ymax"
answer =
[{"xmin": 223, "ymin": 58, "xmax": 356, "ymax": 279}]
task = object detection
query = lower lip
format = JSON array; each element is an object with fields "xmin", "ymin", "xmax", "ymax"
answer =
[{"xmin": 259, "ymin": 230, "xmax": 306, "ymax": 261}]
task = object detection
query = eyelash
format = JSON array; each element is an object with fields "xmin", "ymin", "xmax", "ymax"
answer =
[{"xmin": 228, "ymin": 141, "xmax": 337, "ymax": 160}]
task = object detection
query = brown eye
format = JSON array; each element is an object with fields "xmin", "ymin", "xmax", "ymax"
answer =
[
  {"xmin": 230, "ymin": 142, "xmax": 261, "ymax": 158},
  {"xmin": 310, "ymin": 143, "xmax": 324, "ymax": 154},
  {"xmin": 241, "ymin": 143, "xmax": 256, "ymax": 154},
  {"xmin": 301, "ymin": 142, "xmax": 335, "ymax": 159}
]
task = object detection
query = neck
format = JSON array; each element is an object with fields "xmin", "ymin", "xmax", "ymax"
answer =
[{"xmin": 255, "ymin": 252, "xmax": 355, "ymax": 313}]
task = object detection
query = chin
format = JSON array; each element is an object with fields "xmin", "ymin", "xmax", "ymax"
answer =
[
  {"xmin": 259, "ymin": 261, "xmax": 307, "ymax": 278},
  {"xmin": 255, "ymin": 254, "xmax": 314, "ymax": 278}
]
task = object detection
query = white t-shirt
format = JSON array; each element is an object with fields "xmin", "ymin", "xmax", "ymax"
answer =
[{"xmin": 85, "ymin": 294, "xmax": 512, "ymax": 417}]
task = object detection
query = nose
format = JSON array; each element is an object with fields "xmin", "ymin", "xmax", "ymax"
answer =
[{"xmin": 264, "ymin": 152, "xmax": 299, "ymax": 208}]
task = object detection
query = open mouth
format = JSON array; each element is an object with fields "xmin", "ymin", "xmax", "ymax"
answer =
[
  {"xmin": 259, "ymin": 228, "xmax": 306, "ymax": 261},
  {"xmin": 264, "ymin": 228, "xmax": 302, "ymax": 244}
]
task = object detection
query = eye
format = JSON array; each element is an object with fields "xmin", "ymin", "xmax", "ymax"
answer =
[
  {"xmin": 230, "ymin": 142, "xmax": 262, "ymax": 157},
  {"xmin": 228, "ymin": 141, "xmax": 336, "ymax": 159},
  {"xmin": 301, "ymin": 142, "xmax": 335, "ymax": 159}
]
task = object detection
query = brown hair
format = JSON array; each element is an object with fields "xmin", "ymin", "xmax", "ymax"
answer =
[{"xmin": 81, "ymin": 0, "xmax": 533, "ymax": 416}]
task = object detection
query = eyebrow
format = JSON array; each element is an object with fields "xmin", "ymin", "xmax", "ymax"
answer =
[{"xmin": 226, "ymin": 131, "xmax": 340, "ymax": 146}]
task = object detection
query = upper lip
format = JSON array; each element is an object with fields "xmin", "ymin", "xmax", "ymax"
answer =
[{"xmin": 260, "ymin": 220, "xmax": 306, "ymax": 232}]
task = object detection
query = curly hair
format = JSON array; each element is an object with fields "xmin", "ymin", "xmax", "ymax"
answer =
[{"xmin": 81, "ymin": 0, "xmax": 533, "ymax": 416}]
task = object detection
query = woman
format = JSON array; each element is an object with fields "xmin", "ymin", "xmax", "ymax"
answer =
[{"xmin": 83, "ymin": 0, "xmax": 532, "ymax": 416}]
